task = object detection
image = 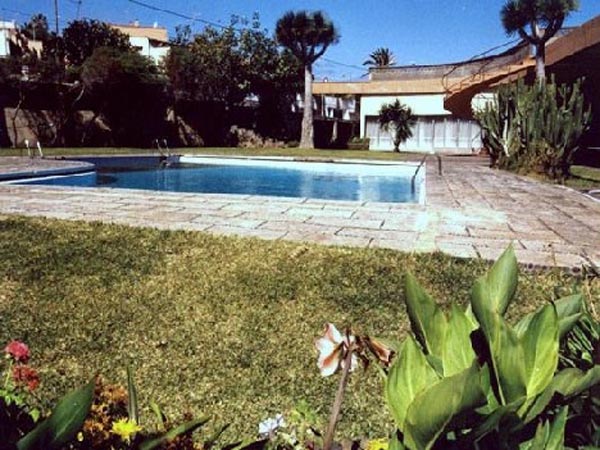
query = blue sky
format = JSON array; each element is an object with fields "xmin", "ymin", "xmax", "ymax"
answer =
[{"xmin": 3, "ymin": 0, "xmax": 599, "ymax": 79}]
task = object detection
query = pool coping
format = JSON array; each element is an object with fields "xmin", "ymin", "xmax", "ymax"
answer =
[{"xmin": 0, "ymin": 158, "xmax": 95, "ymax": 182}]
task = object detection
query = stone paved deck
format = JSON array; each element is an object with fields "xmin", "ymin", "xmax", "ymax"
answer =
[{"xmin": 1, "ymin": 155, "xmax": 599, "ymax": 269}]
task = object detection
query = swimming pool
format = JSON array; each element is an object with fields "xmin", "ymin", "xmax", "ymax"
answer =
[{"xmin": 15, "ymin": 156, "xmax": 426, "ymax": 203}]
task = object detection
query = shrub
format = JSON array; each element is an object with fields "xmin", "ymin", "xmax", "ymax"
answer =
[
  {"xmin": 347, "ymin": 137, "xmax": 370, "ymax": 150},
  {"xmin": 378, "ymin": 100, "xmax": 416, "ymax": 152},
  {"xmin": 475, "ymin": 78, "xmax": 591, "ymax": 181}
]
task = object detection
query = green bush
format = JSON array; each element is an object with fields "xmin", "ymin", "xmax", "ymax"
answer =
[
  {"xmin": 475, "ymin": 78, "xmax": 591, "ymax": 181},
  {"xmin": 347, "ymin": 137, "xmax": 370, "ymax": 150}
]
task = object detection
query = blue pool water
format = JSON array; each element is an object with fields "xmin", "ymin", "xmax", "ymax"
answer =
[{"xmin": 17, "ymin": 159, "xmax": 423, "ymax": 203}]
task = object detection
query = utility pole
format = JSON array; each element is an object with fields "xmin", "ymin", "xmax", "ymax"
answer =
[{"xmin": 54, "ymin": 0, "xmax": 59, "ymax": 34}]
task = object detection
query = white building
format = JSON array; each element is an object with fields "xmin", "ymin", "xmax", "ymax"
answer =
[
  {"xmin": 0, "ymin": 21, "xmax": 16, "ymax": 58},
  {"xmin": 313, "ymin": 43, "xmax": 531, "ymax": 154},
  {"xmin": 111, "ymin": 22, "xmax": 170, "ymax": 65}
]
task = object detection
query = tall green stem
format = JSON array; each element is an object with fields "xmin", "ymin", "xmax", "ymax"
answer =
[
  {"xmin": 323, "ymin": 346, "xmax": 354, "ymax": 450},
  {"xmin": 4, "ymin": 360, "xmax": 13, "ymax": 389}
]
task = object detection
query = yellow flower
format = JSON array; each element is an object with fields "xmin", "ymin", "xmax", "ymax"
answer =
[
  {"xmin": 111, "ymin": 418, "xmax": 142, "ymax": 444},
  {"xmin": 366, "ymin": 438, "xmax": 389, "ymax": 450}
]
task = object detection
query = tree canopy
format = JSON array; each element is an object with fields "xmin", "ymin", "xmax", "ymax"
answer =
[
  {"xmin": 275, "ymin": 10, "xmax": 339, "ymax": 66},
  {"xmin": 363, "ymin": 47, "xmax": 396, "ymax": 68},
  {"xmin": 61, "ymin": 19, "xmax": 131, "ymax": 67},
  {"xmin": 501, "ymin": 0, "xmax": 578, "ymax": 79}
]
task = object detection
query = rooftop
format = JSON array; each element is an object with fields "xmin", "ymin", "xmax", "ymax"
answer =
[{"xmin": 110, "ymin": 22, "xmax": 169, "ymax": 43}]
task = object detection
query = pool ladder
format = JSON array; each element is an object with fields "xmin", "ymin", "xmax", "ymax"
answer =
[
  {"xmin": 411, "ymin": 153, "xmax": 443, "ymax": 193},
  {"xmin": 155, "ymin": 139, "xmax": 171, "ymax": 157}
]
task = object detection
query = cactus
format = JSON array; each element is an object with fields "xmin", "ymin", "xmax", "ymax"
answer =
[{"xmin": 475, "ymin": 78, "xmax": 591, "ymax": 180}]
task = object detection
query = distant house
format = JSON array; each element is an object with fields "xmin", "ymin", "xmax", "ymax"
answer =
[
  {"xmin": 313, "ymin": 14, "xmax": 600, "ymax": 154},
  {"xmin": 0, "ymin": 21, "xmax": 17, "ymax": 58},
  {"xmin": 0, "ymin": 20, "xmax": 43, "ymax": 59},
  {"xmin": 314, "ymin": 64, "xmax": 488, "ymax": 153},
  {"xmin": 110, "ymin": 21, "xmax": 170, "ymax": 65}
]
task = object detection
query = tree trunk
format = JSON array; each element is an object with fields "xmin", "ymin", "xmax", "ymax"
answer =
[
  {"xmin": 300, "ymin": 64, "xmax": 314, "ymax": 149},
  {"xmin": 10, "ymin": 86, "xmax": 25, "ymax": 148},
  {"xmin": 535, "ymin": 42, "xmax": 546, "ymax": 82}
]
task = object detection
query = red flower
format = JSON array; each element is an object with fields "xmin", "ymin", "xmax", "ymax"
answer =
[
  {"xmin": 12, "ymin": 365, "xmax": 40, "ymax": 392},
  {"xmin": 5, "ymin": 340, "xmax": 30, "ymax": 363}
]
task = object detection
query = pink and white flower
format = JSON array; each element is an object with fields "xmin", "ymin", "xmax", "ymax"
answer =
[
  {"xmin": 315, "ymin": 323, "xmax": 358, "ymax": 377},
  {"xmin": 4, "ymin": 340, "xmax": 30, "ymax": 363}
]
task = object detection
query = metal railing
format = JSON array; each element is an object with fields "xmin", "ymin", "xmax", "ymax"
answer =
[{"xmin": 411, "ymin": 153, "xmax": 442, "ymax": 193}]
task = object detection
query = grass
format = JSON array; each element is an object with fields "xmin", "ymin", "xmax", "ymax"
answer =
[
  {"xmin": 1, "ymin": 216, "xmax": 598, "ymax": 440},
  {"xmin": 0, "ymin": 146, "xmax": 423, "ymax": 161},
  {"xmin": 567, "ymin": 165, "xmax": 600, "ymax": 190}
]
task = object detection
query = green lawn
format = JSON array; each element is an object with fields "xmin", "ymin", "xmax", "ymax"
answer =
[
  {"xmin": 567, "ymin": 165, "xmax": 600, "ymax": 190},
  {"xmin": 1, "ymin": 217, "xmax": 597, "ymax": 440},
  {"xmin": 0, "ymin": 146, "xmax": 422, "ymax": 161}
]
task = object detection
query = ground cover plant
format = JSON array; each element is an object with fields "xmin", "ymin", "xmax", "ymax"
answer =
[{"xmin": 0, "ymin": 216, "xmax": 599, "ymax": 441}]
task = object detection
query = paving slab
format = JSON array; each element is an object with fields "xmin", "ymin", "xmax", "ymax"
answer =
[{"xmin": 1, "ymin": 155, "xmax": 600, "ymax": 269}]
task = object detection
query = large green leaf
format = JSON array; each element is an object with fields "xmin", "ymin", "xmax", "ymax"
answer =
[
  {"xmin": 474, "ymin": 305, "xmax": 527, "ymax": 405},
  {"xmin": 471, "ymin": 245, "xmax": 518, "ymax": 317},
  {"xmin": 403, "ymin": 363, "xmax": 486, "ymax": 450},
  {"xmin": 515, "ymin": 294, "xmax": 583, "ymax": 340},
  {"xmin": 555, "ymin": 294, "xmax": 584, "ymax": 339},
  {"xmin": 545, "ymin": 407, "xmax": 568, "ymax": 450},
  {"xmin": 524, "ymin": 366, "xmax": 600, "ymax": 424},
  {"xmin": 520, "ymin": 406, "xmax": 567, "ymax": 450},
  {"xmin": 389, "ymin": 432, "xmax": 406, "ymax": 450},
  {"xmin": 404, "ymin": 272, "xmax": 447, "ymax": 360},
  {"xmin": 139, "ymin": 416, "xmax": 210, "ymax": 450},
  {"xmin": 385, "ymin": 337, "xmax": 439, "ymax": 431},
  {"xmin": 521, "ymin": 304, "xmax": 559, "ymax": 399},
  {"xmin": 493, "ymin": 318, "xmax": 527, "ymax": 404},
  {"xmin": 17, "ymin": 378, "xmax": 95, "ymax": 450},
  {"xmin": 442, "ymin": 304, "xmax": 478, "ymax": 377},
  {"xmin": 472, "ymin": 398, "xmax": 525, "ymax": 440}
]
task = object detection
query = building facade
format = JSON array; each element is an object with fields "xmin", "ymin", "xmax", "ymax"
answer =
[
  {"xmin": 111, "ymin": 22, "xmax": 170, "ymax": 65},
  {"xmin": 0, "ymin": 21, "xmax": 17, "ymax": 58},
  {"xmin": 313, "ymin": 18, "xmax": 600, "ymax": 155}
]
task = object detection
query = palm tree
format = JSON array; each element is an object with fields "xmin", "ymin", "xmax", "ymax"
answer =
[
  {"xmin": 501, "ymin": 0, "xmax": 578, "ymax": 81},
  {"xmin": 378, "ymin": 100, "xmax": 416, "ymax": 152},
  {"xmin": 276, "ymin": 11, "xmax": 339, "ymax": 149},
  {"xmin": 363, "ymin": 47, "xmax": 396, "ymax": 68}
]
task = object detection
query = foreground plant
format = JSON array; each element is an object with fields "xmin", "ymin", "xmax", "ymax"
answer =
[
  {"xmin": 315, "ymin": 323, "xmax": 392, "ymax": 450},
  {"xmin": 1, "ymin": 340, "xmax": 41, "ymax": 442},
  {"xmin": 75, "ymin": 366, "xmax": 215, "ymax": 450},
  {"xmin": 382, "ymin": 246, "xmax": 600, "ymax": 449}
]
